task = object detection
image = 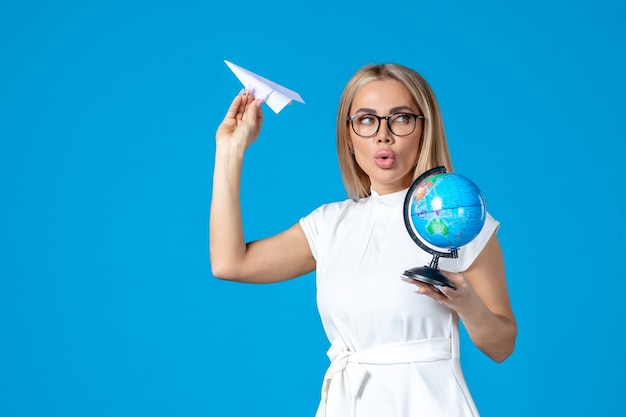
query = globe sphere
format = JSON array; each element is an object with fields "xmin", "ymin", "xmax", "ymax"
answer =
[{"xmin": 408, "ymin": 172, "xmax": 486, "ymax": 250}]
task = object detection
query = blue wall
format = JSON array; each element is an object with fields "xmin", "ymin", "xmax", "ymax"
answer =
[{"xmin": 1, "ymin": 0, "xmax": 624, "ymax": 416}]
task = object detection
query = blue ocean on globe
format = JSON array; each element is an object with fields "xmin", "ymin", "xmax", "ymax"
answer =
[{"xmin": 409, "ymin": 172, "xmax": 486, "ymax": 250}]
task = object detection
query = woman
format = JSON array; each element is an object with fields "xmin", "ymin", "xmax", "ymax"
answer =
[{"xmin": 210, "ymin": 63, "xmax": 517, "ymax": 416}]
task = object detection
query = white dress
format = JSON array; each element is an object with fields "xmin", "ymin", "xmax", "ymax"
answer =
[{"xmin": 299, "ymin": 187, "xmax": 499, "ymax": 417}]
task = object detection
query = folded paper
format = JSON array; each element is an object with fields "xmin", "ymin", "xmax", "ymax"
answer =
[{"xmin": 224, "ymin": 60, "xmax": 305, "ymax": 114}]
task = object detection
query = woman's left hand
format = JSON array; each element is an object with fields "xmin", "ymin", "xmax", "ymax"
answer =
[
  {"xmin": 404, "ymin": 271, "xmax": 478, "ymax": 315},
  {"xmin": 403, "ymin": 235, "xmax": 517, "ymax": 362}
]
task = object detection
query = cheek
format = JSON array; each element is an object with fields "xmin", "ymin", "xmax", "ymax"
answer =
[
  {"xmin": 349, "ymin": 136, "xmax": 367, "ymax": 158},
  {"xmin": 400, "ymin": 140, "xmax": 421, "ymax": 165},
  {"xmin": 406, "ymin": 132, "xmax": 423, "ymax": 164},
  {"xmin": 352, "ymin": 150, "xmax": 367, "ymax": 170},
  {"xmin": 350, "ymin": 146, "xmax": 373, "ymax": 174}
]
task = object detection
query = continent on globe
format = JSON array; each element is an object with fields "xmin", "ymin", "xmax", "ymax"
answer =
[{"xmin": 425, "ymin": 218, "xmax": 449, "ymax": 237}]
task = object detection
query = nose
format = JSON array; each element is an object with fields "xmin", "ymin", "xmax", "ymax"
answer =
[{"xmin": 375, "ymin": 120, "xmax": 393, "ymax": 143}]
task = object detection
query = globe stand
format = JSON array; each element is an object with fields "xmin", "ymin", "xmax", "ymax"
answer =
[
  {"xmin": 402, "ymin": 252, "xmax": 457, "ymax": 289},
  {"xmin": 402, "ymin": 166, "xmax": 459, "ymax": 290}
]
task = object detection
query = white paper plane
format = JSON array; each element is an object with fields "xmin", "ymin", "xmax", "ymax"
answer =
[{"xmin": 224, "ymin": 60, "xmax": 305, "ymax": 114}]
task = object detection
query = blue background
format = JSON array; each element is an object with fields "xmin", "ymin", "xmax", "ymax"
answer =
[{"xmin": 1, "ymin": 0, "xmax": 624, "ymax": 416}]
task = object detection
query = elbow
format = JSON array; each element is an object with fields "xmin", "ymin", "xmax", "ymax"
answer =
[
  {"xmin": 210, "ymin": 266, "xmax": 231, "ymax": 281},
  {"xmin": 209, "ymin": 254, "xmax": 243, "ymax": 282},
  {"xmin": 209, "ymin": 247, "xmax": 240, "ymax": 281},
  {"xmin": 210, "ymin": 262, "xmax": 242, "ymax": 282},
  {"xmin": 483, "ymin": 341, "xmax": 516, "ymax": 363},
  {"xmin": 489, "ymin": 346, "xmax": 515, "ymax": 363},
  {"xmin": 209, "ymin": 243, "xmax": 250, "ymax": 281},
  {"xmin": 486, "ymin": 322, "xmax": 518, "ymax": 363}
]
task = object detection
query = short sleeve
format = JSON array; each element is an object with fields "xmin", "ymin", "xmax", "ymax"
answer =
[
  {"xmin": 438, "ymin": 212, "xmax": 500, "ymax": 273},
  {"xmin": 298, "ymin": 199, "xmax": 355, "ymax": 262},
  {"xmin": 299, "ymin": 208, "xmax": 322, "ymax": 260}
]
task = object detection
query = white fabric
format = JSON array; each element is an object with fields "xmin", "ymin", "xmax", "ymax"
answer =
[{"xmin": 299, "ymin": 187, "xmax": 499, "ymax": 417}]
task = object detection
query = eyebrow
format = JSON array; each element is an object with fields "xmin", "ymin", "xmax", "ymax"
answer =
[{"xmin": 353, "ymin": 105, "xmax": 417, "ymax": 114}]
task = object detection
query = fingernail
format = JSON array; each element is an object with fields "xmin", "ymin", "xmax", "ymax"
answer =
[{"xmin": 401, "ymin": 277, "xmax": 414, "ymax": 284}]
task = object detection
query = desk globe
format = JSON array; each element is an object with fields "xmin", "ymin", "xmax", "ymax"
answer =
[{"xmin": 402, "ymin": 166, "xmax": 486, "ymax": 289}]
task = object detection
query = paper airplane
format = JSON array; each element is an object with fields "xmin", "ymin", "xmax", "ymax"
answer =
[{"xmin": 224, "ymin": 60, "xmax": 305, "ymax": 114}]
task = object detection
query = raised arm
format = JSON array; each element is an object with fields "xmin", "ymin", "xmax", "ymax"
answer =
[{"xmin": 209, "ymin": 92, "xmax": 315, "ymax": 283}]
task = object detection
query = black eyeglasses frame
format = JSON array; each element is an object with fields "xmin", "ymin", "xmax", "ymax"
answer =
[{"xmin": 347, "ymin": 112, "xmax": 425, "ymax": 138}]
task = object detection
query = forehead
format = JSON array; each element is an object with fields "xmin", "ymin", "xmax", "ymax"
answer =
[{"xmin": 351, "ymin": 79, "xmax": 414, "ymax": 112}]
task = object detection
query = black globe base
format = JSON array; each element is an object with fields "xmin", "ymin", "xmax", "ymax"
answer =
[{"xmin": 403, "ymin": 266, "xmax": 456, "ymax": 289}]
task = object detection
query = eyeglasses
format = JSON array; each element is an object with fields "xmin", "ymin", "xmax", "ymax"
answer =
[{"xmin": 347, "ymin": 112, "xmax": 425, "ymax": 138}]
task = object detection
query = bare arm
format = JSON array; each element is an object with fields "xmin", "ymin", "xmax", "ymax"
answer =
[
  {"xmin": 209, "ymin": 92, "xmax": 315, "ymax": 283},
  {"xmin": 406, "ymin": 234, "xmax": 517, "ymax": 362}
]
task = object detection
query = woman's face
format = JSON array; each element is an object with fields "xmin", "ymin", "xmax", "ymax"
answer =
[{"xmin": 349, "ymin": 79, "xmax": 423, "ymax": 195}]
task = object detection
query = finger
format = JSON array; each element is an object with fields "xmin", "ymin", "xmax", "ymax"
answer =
[
  {"xmin": 242, "ymin": 98, "xmax": 264, "ymax": 123},
  {"xmin": 402, "ymin": 277, "xmax": 437, "ymax": 294},
  {"xmin": 416, "ymin": 282, "xmax": 452, "ymax": 302},
  {"xmin": 231, "ymin": 90, "xmax": 259, "ymax": 122},
  {"xmin": 401, "ymin": 276, "xmax": 418, "ymax": 285},
  {"xmin": 223, "ymin": 94, "xmax": 245, "ymax": 120},
  {"xmin": 243, "ymin": 88, "xmax": 256, "ymax": 103},
  {"xmin": 236, "ymin": 96, "xmax": 254, "ymax": 121},
  {"xmin": 401, "ymin": 276, "xmax": 425, "ymax": 290},
  {"xmin": 437, "ymin": 286, "xmax": 454, "ymax": 298},
  {"xmin": 254, "ymin": 99, "xmax": 265, "ymax": 123}
]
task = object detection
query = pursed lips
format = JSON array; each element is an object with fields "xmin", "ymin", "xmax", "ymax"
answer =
[{"xmin": 374, "ymin": 149, "xmax": 396, "ymax": 169}]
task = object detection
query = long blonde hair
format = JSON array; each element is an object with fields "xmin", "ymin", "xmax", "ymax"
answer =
[{"xmin": 336, "ymin": 63, "xmax": 453, "ymax": 200}]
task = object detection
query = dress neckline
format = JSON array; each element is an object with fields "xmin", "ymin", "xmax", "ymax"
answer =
[{"xmin": 369, "ymin": 187, "xmax": 410, "ymax": 209}]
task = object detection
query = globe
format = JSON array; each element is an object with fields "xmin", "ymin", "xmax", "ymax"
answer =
[
  {"xmin": 408, "ymin": 171, "xmax": 486, "ymax": 250},
  {"xmin": 402, "ymin": 166, "xmax": 487, "ymax": 289}
]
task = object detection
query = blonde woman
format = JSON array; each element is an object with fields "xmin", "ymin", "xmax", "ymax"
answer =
[{"xmin": 210, "ymin": 63, "xmax": 517, "ymax": 416}]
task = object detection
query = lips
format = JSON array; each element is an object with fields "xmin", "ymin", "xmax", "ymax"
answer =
[{"xmin": 374, "ymin": 149, "xmax": 396, "ymax": 169}]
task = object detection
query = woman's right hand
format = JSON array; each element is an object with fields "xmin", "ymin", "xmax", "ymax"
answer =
[{"xmin": 215, "ymin": 91, "xmax": 264, "ymax": 152}]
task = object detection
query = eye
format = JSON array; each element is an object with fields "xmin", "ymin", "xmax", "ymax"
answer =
[
  {"xmin": 357, "ymin": 114, "xmax": 378, "ymax": 126},
  {"xmin": 392, "ymin": 113, "xmax": 413, "ymax": 124}
]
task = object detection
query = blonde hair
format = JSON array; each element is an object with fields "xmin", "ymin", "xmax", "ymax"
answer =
[{"xmin": 336, "ymin": 63, "xmax": 453, "ymax": 200}]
